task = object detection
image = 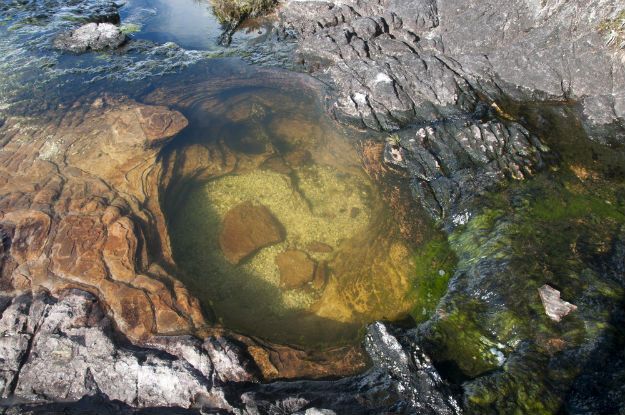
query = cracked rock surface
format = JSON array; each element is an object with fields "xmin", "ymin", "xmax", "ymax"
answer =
[{"xmin": 0, "ymin": 289, "xmax": 461, "ymax": 414}]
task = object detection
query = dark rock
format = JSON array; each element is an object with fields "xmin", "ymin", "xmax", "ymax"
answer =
[
  {"xmin": 260, "ymin": 156, "xmax": 293, "ymax": 175},
  {"xmin": 311, "ymin": 261, "xmax": 327, "ymax": 290},
  {"xmin": 219, "ymin": 202, "xmax": 284, "ymax": 264},
  {"xmin": 276, "ymin": 250, "xmax": 315, "ymax": 289},
  {"xmin": 242, "ymin": 322, "xmax": 462, "ymax": 414},
  {"xmin": 54, "ymin": 23, "xmax": 126, "ymax": 53},
  {"xmin": 404, "ymin": 120, "xmax": 544, "ymax": 225}
]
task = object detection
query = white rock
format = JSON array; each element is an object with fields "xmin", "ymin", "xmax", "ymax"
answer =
[{"xmin": 538, "ymin": 284, "xmax": 577, "ymax": 322}]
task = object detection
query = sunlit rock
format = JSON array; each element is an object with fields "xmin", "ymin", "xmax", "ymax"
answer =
[
  {"xmin": 54, "ymin": 23, "xmax": 126, "ymax": 53},
  {"xmin": 538, "ymin": 284, "xmax": 578, "ymax": 322}
]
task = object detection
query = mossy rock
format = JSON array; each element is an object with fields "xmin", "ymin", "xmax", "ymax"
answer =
[
  {"xmin": 419, "ymin": 169, "xmax": 625, "ymax": 412},
  {"xmin": 211, "ymin": 0, "xmax": 276, "ymax": 24}
]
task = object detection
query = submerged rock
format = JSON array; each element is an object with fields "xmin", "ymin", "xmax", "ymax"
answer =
[
  {"xmin": 538, "ymin": 284, "xmax": 578, "ymax": 322},
  {"xmin": 276, "ymin": 250, "xmax": 316, "ymax": 289},
  {"xmin": 219, "ymin": 202, "xmax": 284, "ymax": 264},
  {"xmin": 54, "ymin": 22, "xmax": 126, "ymax": 53}
]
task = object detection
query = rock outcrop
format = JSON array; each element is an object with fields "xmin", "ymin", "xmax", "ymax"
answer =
[
  {"xmin": 0, "ymin": 290, "xmax": 235, "ymax": 409},
  {"xmin": 280, "ymin": 0, "xmax": 625, "ymax": 139},
  {"xmin": 0, "ymin": 289, "xmax": 461, "ymax": 414},
  {"xmin": 0, "ymin": 96, "xmax": 202, "ymax": 342},
  {"xmin": 277, "ymin": 0, "xmax": 625, "ymax": 225}
]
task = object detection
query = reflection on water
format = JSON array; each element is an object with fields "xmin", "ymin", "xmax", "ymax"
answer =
[
  {"xmin": 122, "ymin": 0, "xmax": 271, "ymax": 50},
  {"xmin": 122, "ymin": 0, "xmax": 220, "ymax": 50},
  {"xmin": 164, "ymin": 85, "xmax": 420, "ymax": 348},
  {"xmin": 0, "ymin": 0, "xmax": 288, "ymax": 110}
]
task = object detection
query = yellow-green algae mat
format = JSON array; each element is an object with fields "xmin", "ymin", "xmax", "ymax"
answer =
[{"xmin": 171, "ymin": 160, "xmax": 418, "ymax": 347}]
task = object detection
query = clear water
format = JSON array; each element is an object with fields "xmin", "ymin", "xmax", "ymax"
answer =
[
  {"xmin": 160, "ymin": 83, "xmax": 421, "ymax": 348},
  {"xmin": 0, "ymin": 0, "xmax": 428, "ymax": 349}
]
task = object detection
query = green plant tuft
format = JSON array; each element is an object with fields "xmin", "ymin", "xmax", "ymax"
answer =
[{"xmin": 211, "ymin": 0, "xmax": 276, "ymax": 25}]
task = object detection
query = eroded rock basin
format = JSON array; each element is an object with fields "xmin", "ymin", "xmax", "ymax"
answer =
[{"xmin": 159, "ymin": 79, "xmax": 424, "ymax": 349}]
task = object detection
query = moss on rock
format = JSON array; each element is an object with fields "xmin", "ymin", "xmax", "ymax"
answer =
[{"xmin": 211, "ymin": 0, "xmax": 276, "ymax": 24}]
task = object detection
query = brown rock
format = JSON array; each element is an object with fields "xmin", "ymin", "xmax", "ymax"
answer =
[
  {"xmin": 51, "ymin": 215, "xmax": 107, "ymax": 283},
  {"xmin": 306, "ymin": 241, "xmax": 333, "ymax": 253},
  {"xmin": 276, "ymin": 250, "xmax": 315, "ymax": 289},
  {"xmin": 260, "ymin": 156, "xmax": 292, "ymax": 175},
  {"xmin": 284, "ymin": 148, "xmax": 311, "ymax": 166},
  {"xmin": 311, "ymin": 261, "xmax": 327, "ymax": 290},
  {"xmin": 219, "ymin": 202, "xmax": 284, "ymax": 264},
  {"xmin": 103, "ymin": 217, "xmax": 137, "ymax": 283},
  {"xmin": 2, "ymin": 210, "xmax": 51, "ymax": 264}
]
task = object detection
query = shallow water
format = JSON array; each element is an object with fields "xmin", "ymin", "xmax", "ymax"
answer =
[
  {"xmin": 0, "ymin": 0, "xmax": 426, "ymax": 349},
  {"xmin": 162, "ymin": 84, "xmax": 422, "ymax": 348},
  {"xmin": 0, "ymin": 0, "xmax": 291, "ymax": 110}
]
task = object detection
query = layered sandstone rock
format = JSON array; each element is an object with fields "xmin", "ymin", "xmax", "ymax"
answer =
[
  {"xmin": 0, "ymin": 96, "xmax": 201, "ymax": 342},
  {"xmin": 0, "ymin": 94, "xmax": 376, "ymax": 389}
]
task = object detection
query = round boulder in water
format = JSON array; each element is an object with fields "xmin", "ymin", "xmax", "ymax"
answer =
[
  {"xmin": 219, "ymin": 201, "xmax": 284, "ymax": 264},
  {"xmin": 276, "ymin": 250, "xmax": 316, "ymax": 289}
]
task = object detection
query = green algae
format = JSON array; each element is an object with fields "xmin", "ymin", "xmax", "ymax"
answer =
[
  {"xmin": 422, "ymin": 163, "xmax": 625, "ymax": 412},
  {"xmin": 409, "ymin": 233, "xmax": 457, "ymax": 322},
  {"xmin": 120, "ymin": 23, "xmax": 142, "ymax": 35},
  {"xmin": 408, "ymin": 99, "xmax": 625, "ymax": 413}
]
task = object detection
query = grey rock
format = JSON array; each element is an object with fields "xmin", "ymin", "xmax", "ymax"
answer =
[
  {"xmin": 277, "ymin": 0, "xmax": 625, "ymax": 225},
  {"xmin": 54, "ymin": 22, "xmax": 126, "ymax": 53},
  {"xmin": 403, "ymin": 119, "xmax": 545, "ymax": 224},
  {"xmin": 240, "ymin": 322, "xmax": 461, "ymax": 414},
  {"xmin": 0, "ymin": 290, "xmax": 232, "ymax": 411},
  {"xmin": 0, "ymin": 289, "xmax": 460, "ymax": 414}
]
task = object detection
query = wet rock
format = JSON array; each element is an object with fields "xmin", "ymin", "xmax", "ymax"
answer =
[
  {"xmin": 403, "ymin": 121, "xmax": 544, "ymax": 224},
  {"xmin": 538, "ymin": 284, "xmax": 578, "ymax": 322},
  {"xmin": 276, "ymin": 250, "xmax": 316, "ymax": 289},
  {"xmin": 243, "ymin": 322, "xmax": 462, "ymax": 414},
  {"xmin": 311, "ymin": 261, "xmax": 327, "ymax": 290},
  {"xmin": 54, "ymin": 23, "xmax": 126, "ymax": 53},
  {"xmin": 219, "ymin": 202, "xmax": 284, "ymax": 264},
  {"xmin": 284, "ymin": 148, "xmax": 312, "ymax": 166},
  {"xmin": 260, "ymin": 156, "xmax": 293, "ymax": 175},
  {"xmin": 306, "ymin": 241, "xmax": 333, "ymax": 253}
]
